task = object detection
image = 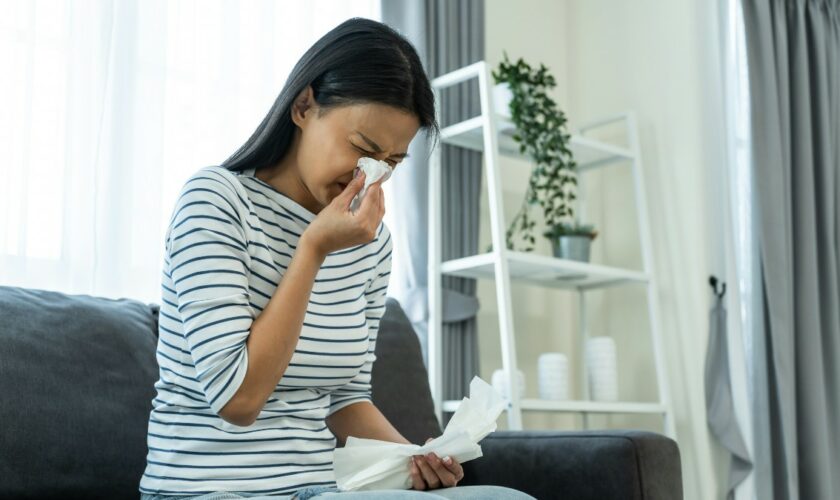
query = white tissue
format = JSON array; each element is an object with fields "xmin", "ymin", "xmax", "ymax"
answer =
[
  {"xmin": 332, "ymin": 376, "xmax": 508, "ymax": 492},
  {"xmin": 350, "ymin": 157, "xmax": 393, "ymax": 213}
]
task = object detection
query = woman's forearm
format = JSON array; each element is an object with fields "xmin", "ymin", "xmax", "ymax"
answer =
[
  {"xmin": 326, "ymin": 401, "xmax": 412, "ymax": 447},
  {"xmin": 221, "ymin": 235, "xmax": 326, "ymax": 426}
]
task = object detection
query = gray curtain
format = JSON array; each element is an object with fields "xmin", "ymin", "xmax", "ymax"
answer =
[
  {"xmin": 380, "ymin": 0, "xmax": 484, "ymax": 419},
  {"xmin": 740, "ymin": 1, "xmax": 840, "ymax": 499}
]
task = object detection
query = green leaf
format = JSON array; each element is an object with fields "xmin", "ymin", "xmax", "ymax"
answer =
[{"xmin": 493, "ymin": 54, "xmax": 580, "ymax": 249}]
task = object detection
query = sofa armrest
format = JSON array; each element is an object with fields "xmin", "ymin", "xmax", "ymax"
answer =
[{"xmin": 459, "ymin": 429, "xmax": 682, "ymax": 500}]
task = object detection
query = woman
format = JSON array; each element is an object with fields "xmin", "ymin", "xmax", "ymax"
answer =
[{"xmin": 139, "ymin": 17, "xmax": 535, "ymax": 500}]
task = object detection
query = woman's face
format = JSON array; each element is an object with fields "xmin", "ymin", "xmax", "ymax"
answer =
[{"xmin": 288, "ymin": 85, "xmax": 421, "ymax": 212}]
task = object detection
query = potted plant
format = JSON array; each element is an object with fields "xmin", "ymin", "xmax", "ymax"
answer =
[{"xmin": 489, "ymin": 51, "xmax": 597, "ymax": 262}]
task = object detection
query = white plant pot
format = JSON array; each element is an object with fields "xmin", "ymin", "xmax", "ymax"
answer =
[{"xmin": 492, "ymin": 82, "xmax": 514, "ymax": 119}]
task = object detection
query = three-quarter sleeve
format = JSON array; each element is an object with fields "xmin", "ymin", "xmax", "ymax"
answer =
[
  {"xmin": 166, "ymin": 170, "xmax": 254, "ymax": 417},
  {"xmin": 327, "ymin": 224, "xmax": 392, "ymax": 416}
]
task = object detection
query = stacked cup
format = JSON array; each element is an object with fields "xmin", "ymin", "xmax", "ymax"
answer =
[
  {"xmin": 491, "ymin": 368, "xmax": 525, "ymax": 400},
  {"xmin": 537, "ymin": 353, "xmax": 569, "ymax": 400},
  {"xmin": 585, "ymin": 337, "xmax": 618, "ymax": 401}
]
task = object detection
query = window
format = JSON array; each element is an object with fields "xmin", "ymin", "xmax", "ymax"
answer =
[{"xmin": 0, "ymin": 0, "xmax": 380, "ymax": 301}]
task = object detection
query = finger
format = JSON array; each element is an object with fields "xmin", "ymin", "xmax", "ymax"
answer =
[
  {"xmin": 424, "ymin": 452, "xmax": 458, "ymax": 487},
  {"xmin": 440, "ymin": 456, "xmax": 464, "ymax": 482},
  {"xmin": 409, "ymin": 457, "xmax": 425, "ymax": 490},
  {"xmin": 414, "ymin": 455, "xmax": 441, "ymax": 489}
]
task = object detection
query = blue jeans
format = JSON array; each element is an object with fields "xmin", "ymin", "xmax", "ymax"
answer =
[{"xmin": 140, "ymin": 484, "xmax": 536, "ymax": 500}]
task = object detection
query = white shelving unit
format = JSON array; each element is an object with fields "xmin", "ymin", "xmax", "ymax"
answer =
[{"xmin": 426, "ymin": 60, "xmax": 676, "ymax": 440}]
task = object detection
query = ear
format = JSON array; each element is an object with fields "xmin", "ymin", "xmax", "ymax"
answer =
[{"xmin": 290, "ymin": 85, "xmax": 316, "ymax": 127}]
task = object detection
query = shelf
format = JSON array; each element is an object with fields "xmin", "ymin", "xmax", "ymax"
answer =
[
  {"xmin": 442, "ymin": 398, "xmax": 667, "ymax": 415},
  {"xmin": 440, "ymin": 250, "xmax": 649, "ymax": 291},
  {"xmin": 427, "ymin": 58, "xmax": 675, "ymax": 438},
  {"xmin": 439, "ymin": 115, "xmax": 635, "ymax": 170}
]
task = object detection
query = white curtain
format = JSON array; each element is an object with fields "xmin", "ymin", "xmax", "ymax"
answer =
[
  {"xmin": 714, "ymin": 0, "xmax": 758, "ymax": 498},
  {"xmin": 0, "ymin": 0, "xmax": 380, "ymax": 303}
]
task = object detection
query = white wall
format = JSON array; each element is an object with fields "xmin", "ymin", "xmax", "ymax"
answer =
[{"xmin": 481, "ymin": 1, "xmax": 726, "ymax": 498}]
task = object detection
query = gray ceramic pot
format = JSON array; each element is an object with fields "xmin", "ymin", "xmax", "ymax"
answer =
[{"xmin": 549, "ymin": 235, "xmax": 593, "ymax": 262}]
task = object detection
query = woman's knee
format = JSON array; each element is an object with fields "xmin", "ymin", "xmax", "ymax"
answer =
[
  {"xmin": 431, "ymin": 484, "xmax": 536, "ymax": 500},
  {"xmin": 319, "ymin": 490, "xmax": 442, "ymax": 498}
]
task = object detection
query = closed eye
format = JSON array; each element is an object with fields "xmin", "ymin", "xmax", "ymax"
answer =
[{"xmin": 352, "ymin": 144, "xmax": 398, "ymax": 168}]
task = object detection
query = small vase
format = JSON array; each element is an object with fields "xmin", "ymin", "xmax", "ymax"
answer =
[
  {"xmin": 491, "ymin": 368, "xmax": 525, "ymax": 399},
  {"xmin": 492, "ymin": 82, "xmax": 514, "ymax": 119},
  {"xmin": 537, "ymin": 353, "xmax": 569, "ymax": 400},
  {"xmin": 549, "ymin": 235, "xmax": 593, "ymax": 262},
  {"xmin": 585, "ymin": 337, "xmax": 618, "ymax": 402}
]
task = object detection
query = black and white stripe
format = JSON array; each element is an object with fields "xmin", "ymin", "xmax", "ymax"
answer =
[{"xmin": 140, "ymin": 166, "xmax": 391, "ymax": 496}]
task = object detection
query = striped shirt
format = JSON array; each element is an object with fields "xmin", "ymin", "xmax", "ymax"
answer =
[{"xmin": 139, "ymin": 165, "xmax": 392, "ymax": 496}]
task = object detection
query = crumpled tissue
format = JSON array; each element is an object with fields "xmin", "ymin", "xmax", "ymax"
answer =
[
  {"xmin": 333, "ymin": 375, "xmax": 507, "ymax": 491},
  {"xmin": 350, "ymin": 156, "xmax": 393, "ymax": 213}
]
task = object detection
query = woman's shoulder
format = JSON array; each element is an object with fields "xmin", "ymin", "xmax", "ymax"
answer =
[
  {"xmin": 184, "ymin": 165, "xmax": 246, "ymax": 197},
  {"xmin": 166, "ymin": 166, "xmax": 252, "ymax": 235},
  {"xmin": 176, "ymin": 165, "xmax": 252, "ymax": 211}
]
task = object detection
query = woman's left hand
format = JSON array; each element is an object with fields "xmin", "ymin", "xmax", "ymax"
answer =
[{"xmin": 409, "ymin": 437, "xmax": 464, "ymax": 490}]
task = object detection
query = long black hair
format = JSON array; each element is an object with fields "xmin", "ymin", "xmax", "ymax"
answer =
[{"xmin": 221, "ymin": 17, "xmax": 439, "ymax": 173}]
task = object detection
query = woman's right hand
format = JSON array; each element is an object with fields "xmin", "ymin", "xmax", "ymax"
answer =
[{"xmin": 302, "ymin": 171, "xmax": 386, "ymax": 257}]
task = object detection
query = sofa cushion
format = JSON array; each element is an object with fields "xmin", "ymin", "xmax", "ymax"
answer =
[
  {"xmin": 0, "ymin": 286, "xmax": 159, "ymax": 499},
  {"xmin": 371, "ymin": 298, "xmax": 443, "ymax": 444}
]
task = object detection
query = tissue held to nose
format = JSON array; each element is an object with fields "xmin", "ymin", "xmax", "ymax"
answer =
[{"xmin": 350, "ymin": 157, "xmax": 393, "ymax": 213}]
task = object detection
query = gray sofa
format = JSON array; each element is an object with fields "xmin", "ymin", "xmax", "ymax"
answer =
[{"xmin": 0, "ymin": 285, "xmax": 683, "ymax": 499}]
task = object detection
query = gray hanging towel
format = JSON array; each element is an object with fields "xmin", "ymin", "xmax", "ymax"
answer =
[{"xmin": 704, "ymin": 276, "xmax": 753, "ymax": 500}]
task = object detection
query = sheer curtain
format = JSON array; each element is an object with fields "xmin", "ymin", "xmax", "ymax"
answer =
[
  {"xmin": 0, "ymin": 0, "xmax": 380, "ymax": 303},
  {"xmin": 718, "ymin": 0, "xmax": 759, "ymax": 498}
]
